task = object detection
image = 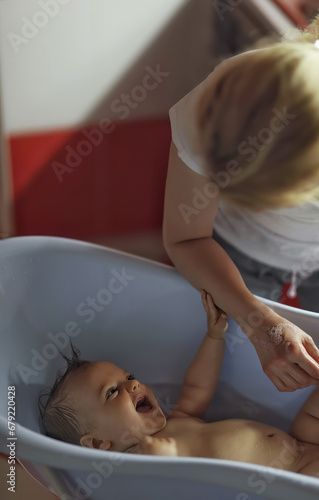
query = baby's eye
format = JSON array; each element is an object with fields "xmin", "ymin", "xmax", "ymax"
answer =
[
  {"xmin": 106, "ymin": 387, "xmax": 117, "ymax": 400},
  {"xmin": 106, "ymin": 374, "xmax": 136, "ymax": 400}
]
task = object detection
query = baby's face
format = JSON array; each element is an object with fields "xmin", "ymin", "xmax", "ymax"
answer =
[{"xmin": 64, "ymin": 361, "xmax": 166, "ymax": 452}]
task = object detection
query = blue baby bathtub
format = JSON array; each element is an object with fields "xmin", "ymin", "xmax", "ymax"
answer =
[{"xmin": 1, "ymin": 236, "xmax": 319, "ymax": 500}]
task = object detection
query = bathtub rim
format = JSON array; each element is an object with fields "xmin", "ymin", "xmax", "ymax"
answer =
[{"xmin": 1, "ymin": 235, "xmax": 319, "ymax": 499}]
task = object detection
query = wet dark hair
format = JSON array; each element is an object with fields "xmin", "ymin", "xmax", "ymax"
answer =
[{"xmin": 38, "ymin": 343, "xmax": 93, "ymax": 445}]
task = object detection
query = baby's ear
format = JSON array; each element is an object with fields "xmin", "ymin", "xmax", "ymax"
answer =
[{"xmin": 80, "ymin": 434, "xmax": 111, "ymax": 450}]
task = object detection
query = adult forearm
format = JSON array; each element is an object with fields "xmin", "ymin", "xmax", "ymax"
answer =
[{"xmin": 165, "ymin": 237, "xmax": 282, "ymax": 336}]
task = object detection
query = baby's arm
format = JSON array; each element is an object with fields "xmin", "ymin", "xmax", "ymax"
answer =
[
  {"xmin": 290, "ymin": 387, "xmax": 319, "ymax": 445},
  {"xmin": 172, "ymin": 290, "xmax": 228, "ymax": 419}
]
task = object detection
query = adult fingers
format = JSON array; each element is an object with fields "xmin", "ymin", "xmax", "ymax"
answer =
[
  {"xmin": 303, "ymin": 336, "xmax": 319, "ymax": 366},
  {"xmin": 292, "ymin": 345, "xmax": 319, "ymax": 380},
  {"xmin": 271, "ymin": 374, "xmax": 289, "ymax": 392},
  {"xmin": 279, "ymin": 372, "xmax": 304, "ymax": 391},
  {"xmin": 286, "ymin": 363, "xmax": 319, "ymax": 387}
]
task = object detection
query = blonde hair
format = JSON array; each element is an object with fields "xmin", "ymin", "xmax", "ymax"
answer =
[{"xmin": 196, "ymin": 13, "xmax": 319, "ymax": 211}]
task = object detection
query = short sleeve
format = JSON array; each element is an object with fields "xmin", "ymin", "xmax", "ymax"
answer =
[
  {"xmin": 168, "ymin": 78, "xmax": 211, "ymax": 177},
  {"xmin": 168, "ymin": 50, "xmax": 260, "ymax": 178}
]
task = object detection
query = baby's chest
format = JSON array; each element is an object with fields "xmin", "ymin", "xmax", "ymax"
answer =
[
  {"xmin": 165, "ymin": 417, "xmax": 212, "ymax": 457},
  {"xmin": 167, "ymin": 418, "xmax": 270, "ymax": 460}
]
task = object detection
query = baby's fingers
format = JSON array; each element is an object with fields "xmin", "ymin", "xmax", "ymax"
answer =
[
  {"xmin": 201, "ymin": 289, "xmax": 209, "ymax": 312},
  {"xmin": 204, "ymin": 290, "xmax": 228, "ymax": 318},
  {"xmin": 201, "ymin": 289, "xmax": 217, "ymax": 307},
  {"xmin": 206, "ymin": 291, "xmax": 218, "ymax": 312},
  {"xmin": 205, "ymin": 291, "xmax": 223, "ymax": 317}
]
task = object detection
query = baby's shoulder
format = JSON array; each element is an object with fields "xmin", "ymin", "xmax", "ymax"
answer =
[
  {"xmin": 166, "ymin": 409, "xmax": 204, "ymax": 422},
  {"xmin": 166, "ymin": 409, "xmax": 190, "ymax": 420}
]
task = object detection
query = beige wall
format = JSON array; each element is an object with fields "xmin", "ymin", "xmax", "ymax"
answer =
[{"xmin": 0, "ymin": 0, "xmax": 213, "ymax": 134}]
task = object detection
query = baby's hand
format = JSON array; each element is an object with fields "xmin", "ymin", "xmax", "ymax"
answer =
[
  {"xmin": 201, "ymin": 289, "xmax": 228, "ymax": 339},
  {"xmin": 133, "ymin": 435, "xmax": 178, "ymax": 456}
]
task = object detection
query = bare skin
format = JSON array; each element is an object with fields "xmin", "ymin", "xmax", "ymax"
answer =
[
  {"xmin": 131, "ymin": 294, "xmax": 319, "ymax": 477},
  {"xmin": 66, "ymin": 293, "xmax": 319, "ymax": 477},
  {"xmin": 162, "ymin": 50, "xmax": 319, "ymax": 392}
]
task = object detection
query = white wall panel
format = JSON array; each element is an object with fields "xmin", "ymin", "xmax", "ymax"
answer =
[{"xmin": 0, "ymin": 0, "xmax": 213, "ymax": 134}]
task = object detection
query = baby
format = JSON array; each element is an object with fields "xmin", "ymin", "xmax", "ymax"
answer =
[{"xmin": 40, "ymin": 291, "xmax": 319, "ymax": 477}]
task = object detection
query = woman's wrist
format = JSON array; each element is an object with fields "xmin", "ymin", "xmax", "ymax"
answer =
[{"xmin": 231, "ymin": 293, "xmax": 283, "ymax": 341}]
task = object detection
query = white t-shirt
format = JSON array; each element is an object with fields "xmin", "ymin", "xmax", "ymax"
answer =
[{"xmin": 168, "ymin": 66, "xmax": 319, "ymax": 277}]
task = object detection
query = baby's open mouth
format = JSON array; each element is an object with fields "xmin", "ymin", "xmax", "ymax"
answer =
[{"xmin": 135, "ymin": 396, "xmax": 153, "ymax": 413}]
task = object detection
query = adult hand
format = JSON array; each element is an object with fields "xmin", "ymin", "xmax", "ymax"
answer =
[{"xmin": 251, "ymin": 319, "xmax": 319, "ymax": 391}]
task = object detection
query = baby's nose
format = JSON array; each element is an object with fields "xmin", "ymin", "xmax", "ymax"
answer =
[{"xmin": 126, "ymin": 379, "xmax": 140, "ymax": 391}]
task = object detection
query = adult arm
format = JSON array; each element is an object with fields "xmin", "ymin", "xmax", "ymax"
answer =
[{"xmin": 163, "ymin": 141, "xmax": 319, "ymax": 392}]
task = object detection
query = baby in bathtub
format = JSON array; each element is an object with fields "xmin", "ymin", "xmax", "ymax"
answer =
[{"xmin": 39, "ymin": 291, "xmax": 319, "ymax": 478}]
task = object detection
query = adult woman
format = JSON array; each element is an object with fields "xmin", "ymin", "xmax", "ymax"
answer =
[{"xmin": 163, "ymin": 15, "xmax": 319, "ymax": 392}]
